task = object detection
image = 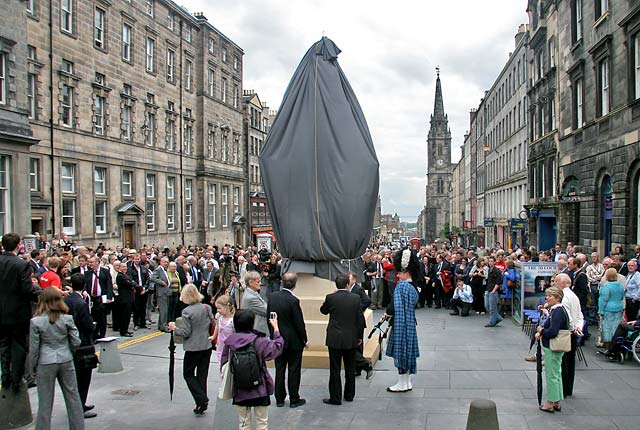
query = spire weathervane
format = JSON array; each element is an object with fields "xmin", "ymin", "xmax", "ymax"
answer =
[{"xmin": 436, "ymin": 65, "xmax": 440, "ymax": 78}]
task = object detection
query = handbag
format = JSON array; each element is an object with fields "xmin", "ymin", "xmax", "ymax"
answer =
[
  {"xmin": 507, "ymin": 280, "xmax": 516, "ymax": 288},
  {"xmin": 549, "ymin": 307, "xmax": 572, "ymax": 352},
  {"xmin": 75, "ymin": 345, "xmax": 99, "ymax": 369},
  {"xmin": 218, "ymin": 362, "xmax": 233, "ymax": 400}
]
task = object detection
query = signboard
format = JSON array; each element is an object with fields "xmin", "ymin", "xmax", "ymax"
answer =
[
  {"xmin": 256, "ymin": 234, "xmax": 272, "ymax": 253},
  {"xmin": 516, "ymin": 262, "xmax": 557, "ymax": 324},
  {"xmin": 510, "ymin": 219, "xmax": 528, "ymax": 231},
  {"xmin": 23, "ymin": 235, "xmax": 37, "ymax": 254},
  {"xmin": 484, "ymin": 218, "xmax": 495, "ymax": 227}
]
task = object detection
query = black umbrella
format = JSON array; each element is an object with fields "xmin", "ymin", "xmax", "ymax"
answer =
[
  {"xmin": 536, "ymin": 338, "xmax": 543, "ymax": 406},
  {"xmin": 168, "ymin": 331, "xmax": 176, "ymax": 401}
]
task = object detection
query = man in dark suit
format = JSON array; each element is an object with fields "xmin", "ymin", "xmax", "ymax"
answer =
[
  {"xmin": 267, "ymin": 272, "xmax": 308, "ymax": 408},
  {"xmin": 0, "ymin": 233, "xmax": 39, "ymax": 391},
  {"xmin": 347, "ymin": 272, "xmax": 374, "ymax": 379},
  {"xmin": 65, "ymin": 273, "xmax": 97, "ymax": 418},
  {"xmin": 70, "ymin": 254, "xmax": 90, "ymax": 276},
  {"xmin": 320, "ymin": 273, "xmax": 364, "ymax": 405},
  {"xmin": 128, "ymin": 254, "xmax": 150, "ymax": 330},
  {"xmin": 85, "ymin": 256, "xmax": 114, "ymax": 340}
]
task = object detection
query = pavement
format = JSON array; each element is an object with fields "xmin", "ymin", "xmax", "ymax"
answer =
[{"xmin": 10, "ymin": 307, "xmax": 640, "ymax": 430}]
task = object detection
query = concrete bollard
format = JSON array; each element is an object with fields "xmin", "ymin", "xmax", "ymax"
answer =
[
  {"xmin": 466, "ymin": 398, "xmax": 499, "ymax": 430},
  {"xmin": 0, "ymin": 384, "xmax": 33, "ymax": 429},
  {"xmin": 97, "ymin": 337, "xmax": 123, "ymax": 373}
]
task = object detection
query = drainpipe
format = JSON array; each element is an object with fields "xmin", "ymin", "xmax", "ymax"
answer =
[{"xmin": 48, "ymin": 0, "xmax": 56, "ymax": 238}]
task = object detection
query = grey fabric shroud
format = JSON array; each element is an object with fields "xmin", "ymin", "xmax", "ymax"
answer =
[{"xmin": 259, "ymin": 37, "xmax": 379, "ymax": 270}]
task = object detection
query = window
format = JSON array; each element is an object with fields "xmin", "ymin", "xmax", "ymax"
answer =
[
  {"xmin": 572, "ymin": 0, "xmax": 583, "ymax": 43},
  {"xmin": 121, "ymin": 170, "xmax": 132, "ymax": 197},
  {"xmin": 95, "ymin": 201, "xmax": 106, "ymax": 233},
  {"xmin": 221, "ymin": 47, "xmax": 227, "ymax": 63},
  {"xmin": 62, "ymin": 199, "xmax": 75, "ymax": 234},
  {"xmin": 233, "ymin": 56, "xmax": 238, "ymax": 70},
  {"xmin": 550, "ymin": 97, "xmax": 556, "ymax": 130},
  {"xmin": 62, "ymin": 59, "xmax": 73, "ymax": 74},
  {"xmin": 598, "ymin": 59, "xmax": 610, "ymax": 116},
  {"xmin": 0, "ymin": 156, "xmax": 8, "ymax": 235},
  {"xmin": 185, "ymin": 26, "xmax": 191, "ymax": 43},
  {"xmin": 548, "ymin": 38, "xmax": 555, "ymax": 68},
  {"xmin": 27, "ymin": 73, "xmax": 37, "ymax": 119},
  {"xmin": 221, "ymin": 133, "xmax": 228, "ymax": 161},
  {"xmin": 437, "ymin": 177, "xmax": 444, "ymax": 194},
  {"xmin": 145, "ymin": 37, "xmax": 155, "ymax": 72},
  {"xmin": 0, "ymin": 54, "xmax": 5, "ymax": 105},
  {"xmin": 233, "ymin": 84, "xmax": 239, "ymax": 108},
  {"xmin": 233, "ymin": 186, "xmax": 239, "ymax": 215},
  {"xmin": 166, "ymin": 116, "xmax": 175, "ymax": 151},
  {"xmin": 221, "ymin": 78, "xmax": 227, "ymax": 103},
  {"xmin": 94, "ymin": 95, "xmax": 105, "ymax": 135},
  {"xmin": 145, "ymin": 110, "xmax": 155, "ymax": 146},
  {"xmin": 574, "ymin": 78, "xmax": 584, "ymax": 128},
  {"xmin": 185, "ymin": 204, "xmax": 192, "ymax": 229},
  {"xmin": 146, "ymin": 0, "xmax": 153, "ymax": 17},
  {"xmin": 146, "ymin": 174, "xmax": 155, "ymax": 198},
  {"xmin": 208, "ymin": 38, "xmax": 215, "ymax": 54},
  {"xmin": 29, "ymin": 158, "xmax": 39, "ymax": 192},
  {"xmin": 596, "ymin": 0, "xmax": 608, "ymax": 19},
  {"xmin": 167, "ymin": 203, "xmax": 175, "ymax": 230},
  {"xmin": 166, "ymin": 49, "xmax": 174, "ymax": 81},
  {"xmin": 167, "ymin": 12, "xmax": 174, "ymax": 30},
  {"xmin": 550, "ymin": 157, "xmax": 556, "ymax": 197},
  {"xmin": 185, "ymin": 60, "xmax": 192, "ymax": 90},
  {"xmin": 61, "ymin": 163, "xmax": 75, "ymax": 193},
  {"xmin": 94, "ymin": 167, "xmax": 106, "ymax": 195},
  {"xmin": 61, "ymin": 0, "xmax": 73, "ymax": 33},
  {"xmin": 208, "ymin": 183, "xmax": 216, "ymax": 227},
  {"xmin": 184, "ymin": 123, "xmax": 192, "ymax": 155},
  {"xmin": 146, "ymin": 202, "xmax": 155, "ymax": 230},
  {"xmin": 122, "ymin": 23, "xmax": 131, "ymax": 61},
  {"xmin": 94, "ymin": 8, "xmax": 105, "ymax": 49},
  {"xmin": 208, "ymin": 69, "xmax": 215, "ymax": 97},
  {"xmin": 122, "ymin": 104, "xmax": 131, "ymax": 141},
  {"xmin": 167, "ymin": 176, "xmax": 175, "ymax": 200},
  {"xmin": 95, "ymin": 72, "xmax": 105, "ymax": 86},
  {"xmin": 635, "ymin": 35, "xmax": 640, "ymax": 100},
  {"xmin": 207, "ymin": 128, "xmax": 215, "ymax": 158},
  {"xmin": 221, "ymin": 185, "xmax": 229, "ymax": 227},
  {"xmin": 26, "ymin": 0, "xmax": 34, "ymax": 14},
  {"xmin": 185, "ymin": 179, "xmax": 192, "ymax": 200},
  {"xmin": 28, "ymin": 45, "xmax": 37, "ymax": 60}
]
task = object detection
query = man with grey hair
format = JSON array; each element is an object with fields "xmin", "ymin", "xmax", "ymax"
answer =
[{"xmin": 554, "ymin": 273, "xmax": 582, "ymax": 397}]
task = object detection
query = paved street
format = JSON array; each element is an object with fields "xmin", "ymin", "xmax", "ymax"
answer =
[{"xmin": 16, "ymin": 308, "xmax": 640, "ymax": 430}]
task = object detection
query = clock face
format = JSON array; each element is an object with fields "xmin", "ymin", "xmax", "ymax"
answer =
[{"xmin": 436, "ymin": 159, "xmax": 444, "ymax": 166}]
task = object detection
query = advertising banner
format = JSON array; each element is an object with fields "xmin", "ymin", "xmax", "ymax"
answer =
[{"xmin": 516, "ymin": 262, "xmax": 557, "ymax": 323}]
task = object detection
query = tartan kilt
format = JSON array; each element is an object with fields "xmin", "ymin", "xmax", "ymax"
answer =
[{"xmin": 386, "ymin": 280, "xmax": 420, "ymax": 373}]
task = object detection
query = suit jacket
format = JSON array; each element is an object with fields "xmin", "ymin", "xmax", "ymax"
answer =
[
  {"xmin": 116, "ymin": 272, "xmax": 137, "ymax": 304},
  {"xmin": 70, "ymin": 266, "xmax": 90, "ymax": 276},
  {"xmin": 176, "ymin": 265, "xmax": 188, "ymax": 287},
  {"xmin": 64, "ymin": 292, "xmax": 94, "ymax": 346},
  {"xmin": 0, "ymin": 251, "xmax": 38, "ymax": 325},
  {"xmin": 29, "ymin": 314, "xmax": 80, "ymax": 370},
  {"xmin": 267, "ymin": 289, "xmax": 307, "ymax": 350},
  {"xmin": 320, "ymin": 289, "xmax": 363, "ymax": 349},
  {"xmin": 127, "ymin": 264, "xmax": 150, "ymax": 293},
  {"xmin": 84, "ymin": 267, "xmax": 114, "ymax": 301},
  {"xmin": 29, "ymin": 259, "xmax": 40, "ymax": 274},
  {"xmin": 174, "ymin": 303, "xmax": 214, "ymax": 352},
  {"xmin": 241, "ymin": 287, "xmax": 268, "ymax": 334},
  {"xmin": 187, "ymin": 264, "xmax": 202, "ymax": 287},
  {"xmin": 151, "ymin": 266, "xmax": 170, "ymax": 297},
  {"xmin": 349, "ymin": 283, "xmax": 372, "ymax": 312}
]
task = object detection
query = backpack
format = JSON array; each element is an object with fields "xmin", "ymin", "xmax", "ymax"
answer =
[{"xmin": 230, "ymin": 337, "xmax": 263, "ymax": 390}]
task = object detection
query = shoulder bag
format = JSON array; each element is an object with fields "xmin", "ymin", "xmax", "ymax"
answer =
[
  {"xmin": 549, "ymin": 307, "xmax": 572, "ymax": 353},
  {"xmin": 218, "ymin": 362, "xmax": 233, "ymax": 400}
]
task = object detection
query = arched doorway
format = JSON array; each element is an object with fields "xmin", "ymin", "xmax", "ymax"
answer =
[{"xmin": 602, "ymin": 175, "xmax": 613, "ymax": 256}]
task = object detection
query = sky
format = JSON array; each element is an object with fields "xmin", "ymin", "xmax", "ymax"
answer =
[{"xmin": 185, "ymin": 0, "xmax": 529, "ymax": 221}]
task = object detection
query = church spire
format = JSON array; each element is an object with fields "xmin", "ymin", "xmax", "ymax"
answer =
[{"xmin": 433, "ymin": 66, "xmax": 445, "ymax": 120}]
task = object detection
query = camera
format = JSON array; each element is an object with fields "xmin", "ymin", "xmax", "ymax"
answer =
[{"xmin": 269, "ymin": 312, "xmax": 278, "ymax": 320}]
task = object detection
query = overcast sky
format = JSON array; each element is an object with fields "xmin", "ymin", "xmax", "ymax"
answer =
[{"xmin": 186, "ymin": 0, "xmax": 529, "ymax": 221}]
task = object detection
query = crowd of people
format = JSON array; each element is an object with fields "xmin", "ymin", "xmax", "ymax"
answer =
[{"xmin": 3, "ymin": 230, "xmax": 640, "ymax": 428}]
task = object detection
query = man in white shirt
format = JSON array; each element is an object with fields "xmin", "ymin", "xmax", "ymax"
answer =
[{"xmin": 555, "ymin": 273, "xmax": 582, "ymax": 397}]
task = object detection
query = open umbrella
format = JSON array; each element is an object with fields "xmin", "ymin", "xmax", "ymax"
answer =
[
  {"xmin": 168, "ymin": 331, "xmax": 176, "ymax": 401},
  {"xmin": 536, "ymin": 338, "xmax": 543, "ymax": 406}
]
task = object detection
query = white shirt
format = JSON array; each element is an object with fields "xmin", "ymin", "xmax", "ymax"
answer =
[{"xmin": 562, "ymin": 287, "xmax": 583, "ymax": 332}]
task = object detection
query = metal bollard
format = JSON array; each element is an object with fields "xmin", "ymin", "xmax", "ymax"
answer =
[
  {"xmin": 97, "ymin": 337, "xmax": 123, "ymax": 373},
  {"xmin": 0, "ymin": 384, "xmax": 33, "ymax": 429},
  {"xmin": 466, "ymin": 398, "xmax": 499, "ymax": 430}
]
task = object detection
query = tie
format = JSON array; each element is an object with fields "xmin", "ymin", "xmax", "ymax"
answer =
[{"xmin": 92, "ymin": 272, "xmax": 99, "ymax": 297}]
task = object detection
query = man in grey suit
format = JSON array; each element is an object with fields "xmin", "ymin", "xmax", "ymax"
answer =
[
  {"xmin": 241, "ymin": 271, "xmax": 268, "ymax": 333},
  {"xmin": 151, "ymin": 257, "xmax": 170, "ymax": 332}
]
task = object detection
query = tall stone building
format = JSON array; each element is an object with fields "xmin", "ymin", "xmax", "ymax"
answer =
[
  {"xmin": 22, "ymin": 0, "xmax": 247, "ymax": 248},
  {"xmin": 421, "ymin": 69, "xmax": 454, "ymax": 243},
  {"xmin": 0, "ymin": 0, "xmax": 39, "ymax": 237}
]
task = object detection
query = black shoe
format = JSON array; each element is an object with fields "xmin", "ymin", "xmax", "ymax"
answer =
[
  {"xmin": 449, "ymin": 311, "xmax": 459, "ymax": 316},
  {"xmin": 121, "ymin": 333, "xmax": 133, "ymax": 337},
  {"xmin": 290, "ymin": 399, "xmax": 306, "ymax": 408},
  {"xmin": 27, "ymin": 381, "xmax": 37, "ymax": 388},
  {"xmin": 354, "ymin": 371, "xmax": 362, "ymax": 377},
  {"xmin": 435, "ymin": 305, "xmax": 442, "ymax": 309},
  {"xmin": 194, "ymin": 402, "xmax": 208, "ymax": 415},
  {"xmin": 83, "ymin": 404, "xmax": 95, "ymax": 412},
  {"xmin": 366, "ymin": 368, "xmax": 375, "ymax": 380},
  {"xmin": 343, "ymin": 397, "xmax": 353, "ymax": 402},
  {"xmin": 84, "ymin": 412, "xmax": 97, "ymax": 419},
  {"xmin": 322, "ymin": 398, "xmax": 341, "ymax": 406},
  {"xmin": 484, "ymin": 323, "xmax": 496, "ymax": 327},
  {"xmin": 276, "ymin": 402, "xmax": 285, "ymax": 407}
]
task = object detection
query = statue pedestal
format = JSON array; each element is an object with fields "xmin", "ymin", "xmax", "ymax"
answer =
[
  {"xmin": 0, "ymin": 384, "xmax": 33, "ymax": 429},
  {"xmin": 293, "ymin": 273, "xmax": 380, "ymax": 369}
]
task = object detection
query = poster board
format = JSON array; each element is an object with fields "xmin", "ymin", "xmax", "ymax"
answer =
[
  {"xmin": 256, "ymin": 234, "xmax": 272, "ymax": 253},
  {"xmin": 516, "ymin": 262, "xmax": 557, "ymax": 323}
]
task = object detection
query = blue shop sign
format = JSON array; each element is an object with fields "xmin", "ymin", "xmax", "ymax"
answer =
[
  {"xmin": 510, "ymin": 219, "xmax": 528, "ymax": 231},
  {"xmin": 484, "ymin": 218, "xmax": 495, "ymax": 227}
]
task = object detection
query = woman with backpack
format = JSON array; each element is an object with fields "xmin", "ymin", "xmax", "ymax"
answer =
[
  {"xmin": 221, "ymin": 309, "xmax": 284, "ymax": 430},
  {"xmin": 168, "ymin": 284, "xmax": 215, "ymax": 415}
]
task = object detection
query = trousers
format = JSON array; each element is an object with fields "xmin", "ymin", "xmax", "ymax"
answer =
[
  {"xmin": 35, "ymin": 361, "xmax": 85, "ymax": 430},
  {"xmin": 236, "ymin": 406, "xmax": 268, "ymax": 430},
  {"xmin": 328, "ymin": 347, "xmax": 356, "ymax": 403},
  {"xmin": 157, "ymin": 295, "xmax": 169, "ymax": 330},
  {"xmin": 0, "ymin": 323, "xmax": 29, "ymax": 388},
  {"xmin": 183, "ymin": 348, "xmax": 212, "ymax": 406},
  {"xmin": 133, "ymin": 293, "xmax": 148, "ymax": 328},
  {"xmin": 561, "ymin": 334, "xmax": 577, "ymax": 396},
  {"xmin": 274, "ymin": 348, "xmax": 303, "ymax": 403},
  {"xmin": 543, "ymin": 347, "xmax": 564, "ymax": 403}
]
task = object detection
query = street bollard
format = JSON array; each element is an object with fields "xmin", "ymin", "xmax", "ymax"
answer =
[
  {"xmin": 466, "ymin": 398, "xmax": 499, "ymax": 430},
  {"xmin": 0, "ymin": 384, "xmax": 33, "ymax": 429},
  {"xmin": 97, "ymin": 337, "xmax": 123, "ymax": 373}
]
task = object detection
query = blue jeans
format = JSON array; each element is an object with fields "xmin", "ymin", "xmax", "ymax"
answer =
[{"xmin": 484, "ymin": 291, "xmax": 502, "ymax": 326}]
